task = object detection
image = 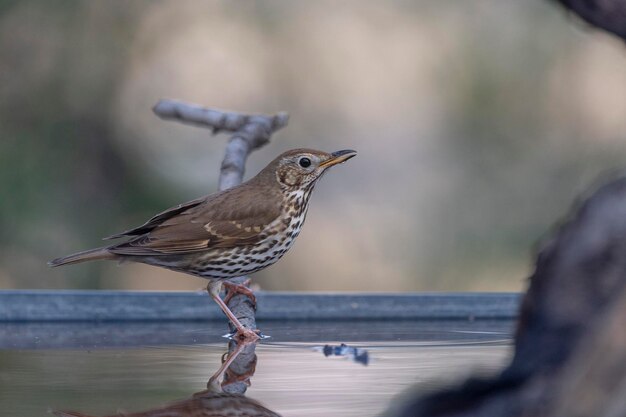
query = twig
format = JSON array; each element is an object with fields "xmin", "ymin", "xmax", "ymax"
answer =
[
  {"xmin": 153, "ymin": 99, "xmax": 289, "ymax": 134},
  {"xmin": 153, "ymin": 99, "xmax": 289, "ymax": 334}
]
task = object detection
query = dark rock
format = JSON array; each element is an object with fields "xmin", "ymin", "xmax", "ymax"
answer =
[{"xmin": 392, "ymin": 177, "xmax": 626, "ymax": 417}]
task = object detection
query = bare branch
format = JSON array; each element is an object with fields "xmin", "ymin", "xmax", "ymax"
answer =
[
  {"xmin": 219, "ymin": 136, "xmax": 253, "ymax": 191},
  {"xmin": 153, "ymin": 99, "xmax": 288, "ymax": 136}
]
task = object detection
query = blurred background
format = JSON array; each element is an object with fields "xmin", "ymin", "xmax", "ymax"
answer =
[{"xmin": 1, "ymin": 0, "xmax": 625, "ymax": 292}]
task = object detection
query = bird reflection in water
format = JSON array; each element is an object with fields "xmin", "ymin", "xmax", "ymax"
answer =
[{"xmin": 54, "ymin": 340, "xmax": 281, "ymax": 417}]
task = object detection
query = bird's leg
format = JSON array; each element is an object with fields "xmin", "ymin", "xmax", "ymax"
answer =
[
  {"xmin": 207, "ymin": 280, "xmax": 260, "ymax": 342},
  {"xmin": 207, "ymin": 339, "xmax": 251, "ymax": 392},
  {"xmin": 222, "ymin": 278, "xmax": 256, "ymax": 308}
]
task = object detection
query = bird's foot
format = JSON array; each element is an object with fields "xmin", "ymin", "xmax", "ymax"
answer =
[
  {"xmin": 223, "ymin": 367, "xmax": 255, "ymax": 387},
  {"xmin": 223, "ymin": 279, "xmax": 256, "ymax": 308}
]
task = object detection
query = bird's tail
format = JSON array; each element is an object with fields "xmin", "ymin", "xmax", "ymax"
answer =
[{"xmin": 48, "ymin": 247, "xmax": 116, "ymax": 267}]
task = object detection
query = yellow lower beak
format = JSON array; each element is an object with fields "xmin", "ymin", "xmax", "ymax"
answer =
[{"xmin": 319, "ymin": 149, "xmax": 357, "ymax": 168}]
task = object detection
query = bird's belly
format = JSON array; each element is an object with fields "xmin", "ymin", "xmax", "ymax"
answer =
[{"xmin": 181, "ymin": 222, "xmax": 303, "ymax": 279}]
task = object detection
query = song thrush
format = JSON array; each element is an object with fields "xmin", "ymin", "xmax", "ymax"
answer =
[{"xmin": 50, "ymin": 148, "xmax": 357, "ymax": 340}]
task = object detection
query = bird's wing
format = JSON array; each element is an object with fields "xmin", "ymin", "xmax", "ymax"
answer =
[
  {"xmin": 103, "ymin": 196, "xmax": 206, "ymax": 240},
  {"xmin": 109, "ymin": 186, "xmax": 283, "ymax": 256}
]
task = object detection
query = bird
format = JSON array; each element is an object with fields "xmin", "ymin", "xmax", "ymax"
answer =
[{"xmin": 50, "ymin": 148, "xmax": 357, "ymax": 340}]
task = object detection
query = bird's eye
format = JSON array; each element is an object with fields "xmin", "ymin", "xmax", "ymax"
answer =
[{"xmin": 299, "ymin": 157, "xmax": 312, "ymax": 168}]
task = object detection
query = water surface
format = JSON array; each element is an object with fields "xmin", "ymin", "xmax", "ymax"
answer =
[{"xmin": 0, "ymin": 320, "xmax": 513, "ymax": 416}]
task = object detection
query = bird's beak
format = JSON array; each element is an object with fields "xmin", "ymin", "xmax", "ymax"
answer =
[{"xmin": 319, "ymin": 149, "xmax": 357, "ymax": 168}]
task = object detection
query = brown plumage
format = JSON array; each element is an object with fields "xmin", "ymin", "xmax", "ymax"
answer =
[{"xmin": 50, "ymin": 148, "xmax": 356, "ymax": 340}]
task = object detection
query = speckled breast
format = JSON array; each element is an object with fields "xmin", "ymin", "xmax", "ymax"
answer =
[{"xmin": 187, "ymin": 186, "xmax": 313, "ymax": 280}]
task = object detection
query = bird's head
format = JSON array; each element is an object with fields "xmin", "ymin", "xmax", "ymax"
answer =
[{"xmin": 268, "ymin": 148, "xmax": 357, "ymax": 189}]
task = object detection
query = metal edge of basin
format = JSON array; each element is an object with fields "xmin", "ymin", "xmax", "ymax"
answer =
[{"xmin": 0, "ymin": 290, "xmax": 521, "ymax": 322}]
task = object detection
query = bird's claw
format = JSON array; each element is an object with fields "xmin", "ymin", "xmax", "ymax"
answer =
[{"xmin": 223, "ymin": 280, "xmax": 257, "ymax": 309}]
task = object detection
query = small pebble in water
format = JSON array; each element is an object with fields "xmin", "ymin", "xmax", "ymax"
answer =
[{"xmin": 314, "ymin": 343, "xmax": 369, "ymax": 365}]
